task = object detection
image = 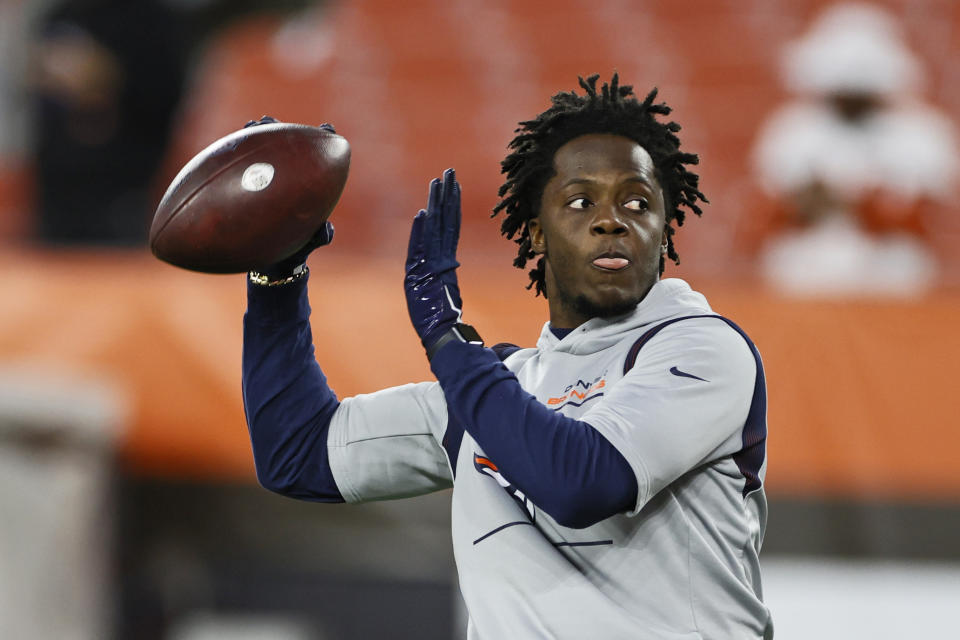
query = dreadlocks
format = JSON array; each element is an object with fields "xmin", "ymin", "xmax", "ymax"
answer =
[{"xmin": 493, "ymin": 73, "xmax": 707, "ymax": 297}]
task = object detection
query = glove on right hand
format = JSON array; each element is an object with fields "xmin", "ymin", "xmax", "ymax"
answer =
[{"xmin": 404, "ymin": 168, "xmax": 464, "ymax": 350}]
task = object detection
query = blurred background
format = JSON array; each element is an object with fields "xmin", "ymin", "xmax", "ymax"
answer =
[{"xmin": 1, "ymin": 0, "xmax": 959, "ymax": 637}]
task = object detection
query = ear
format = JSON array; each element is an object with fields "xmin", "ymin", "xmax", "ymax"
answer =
[{"xmin": 528, "ymin": 217, "xmax": 546, "ymax": 254}]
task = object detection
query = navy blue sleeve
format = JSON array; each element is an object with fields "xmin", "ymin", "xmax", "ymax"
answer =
[
  {"xmin": 430, "ymin": 341, "xmax": 637, "ymax": 528},
  {"xmin": 242, "ymin": 276, "xmax": 344, "ymax": 502}
]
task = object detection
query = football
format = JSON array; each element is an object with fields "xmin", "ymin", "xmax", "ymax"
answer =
[{"xmin": 150, "ymin": 122, "xmax": 350, "ymax": 273}]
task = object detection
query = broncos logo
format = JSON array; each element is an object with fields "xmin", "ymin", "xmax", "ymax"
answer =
[{"xmin": 473, "ymin": 454, "xmax": 536, "ymax": 521}]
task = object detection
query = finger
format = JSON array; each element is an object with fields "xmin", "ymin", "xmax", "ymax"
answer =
[
  {"xmin": 440, "ymin": 167, "xmax": 454, "ymax": 205},
  {"xmin": 425, "ymin": 178, "xmax": 443, "ymax": 253},
  {"xmin": 449, "ymin": 178, "xmax": 462, "ymax": 257},
  {"xmin": 441, "ymin": 171, "xmax": 460, "ymax": 258},
  {"xmin": 244, "ymin": 115, "xmax": 278, "ymax": 128},
  {"xmin": 406, "ymin": 210, "xmax": 428, "ymax": 266},
  {"xmin": 432, "ymin": 177, "xmax": 451, "ymax": 254},
  {"xmin": 317, "ymin": 221, "xmax": 335, "ymax": 247},
  {"xmin": 427, "ymin": 177, "xmax": 442, "ymax": 216},
  {"xmin": 441, "ymin": 169, "xmax": 456, "ymax": 255},
  {"xmin": 441, "ymin": 168, "xmax": 455, "ymax": 207}
]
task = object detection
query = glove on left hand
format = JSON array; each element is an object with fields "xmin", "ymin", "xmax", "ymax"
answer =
[
  {"xmin": 244, "ymin": 116, "xmax": 337, "ymax": 280},
  {"xmin": 405, "ymin": 168, "xmax": 464, "ymax": 350}
]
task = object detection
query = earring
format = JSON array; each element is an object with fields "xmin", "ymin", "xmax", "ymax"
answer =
[{"xmin": 661, "ymin": 242, "xmax": 668, "ymax": 255}]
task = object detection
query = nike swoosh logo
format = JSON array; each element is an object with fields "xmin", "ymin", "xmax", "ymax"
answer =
[{"xmin": 670, "ymin": 366, "xmax": 708, "ymax": 382}]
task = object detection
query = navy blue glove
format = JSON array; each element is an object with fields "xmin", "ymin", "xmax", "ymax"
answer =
[
  {"xmin": 244, "ymin": 115, "xmax": 337, "ymax": 135},
  {"xmin": 405, "ymin": 168, "xmax": 466, "ymax": 352},
  {"xmin": 245, "ymin": 116, "xmax": 337, "ymax": 281},
  {"xmin": 256, "ymin": 221, "xmax": 334, "ymax": 281},
  {"xmin": 244, "ymin": 115, "xmax": 281, "ymax": 129}
]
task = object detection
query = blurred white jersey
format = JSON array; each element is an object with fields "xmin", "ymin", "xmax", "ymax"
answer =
[
  {"xmin": 753, "ymin": 101, "xmax": 958, "ymax": 203},
  {"xmin": 751, "ymin": 101, "xmax": 957, "ymax": 297}
]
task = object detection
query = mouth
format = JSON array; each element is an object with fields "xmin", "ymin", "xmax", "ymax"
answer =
[{"xmin": 591, "ymin": 251, "xmax": 631, "ymax": 272}]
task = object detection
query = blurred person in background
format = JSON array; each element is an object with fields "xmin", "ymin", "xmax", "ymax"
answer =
[
  {"xmin": 31, "ymin": 0, "xmax": 188, "ymax": 245},
  {"xmin": 0, "ymin": 0, "xmax": 55, "ymax": 241},
  {"xmin": 29, "ymin": 0, "xmax": 317, "ymax": 247},
  {"xmin": 748, "ymin": 2, "xmax": 959, "ymax": 297}
]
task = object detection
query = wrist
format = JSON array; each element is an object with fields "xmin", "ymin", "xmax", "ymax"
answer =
[
  {"xmin": 249, "ymin": 264, "xmax": 308, "ymax": 287},
  {"xmin": 245, "ymin": 271, "xmax": 310, "ymax": 326},
  {"xmin": 424, "ymin": 322, "xmax": 484, "ymax": 361}
]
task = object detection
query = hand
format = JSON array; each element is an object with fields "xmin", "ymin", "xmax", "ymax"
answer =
[
  {"xmin": 245, "ymin": 116, "xmax": 336, "ymax": 281},
  {"xmin": 257, "ymin": 221, "xmax": 335, "ymax": 281},
  {"xmin": 244, "ymin": 115, "xmax": 336, "ymax": 135},
  {"xmin": 405, "ymin": 168, "xmax": 464, "ymax": 350}
]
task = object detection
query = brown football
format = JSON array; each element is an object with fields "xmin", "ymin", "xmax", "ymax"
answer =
[{"xmin": 150, "ymin": 122, "xmax": 350, "ymax": 273}]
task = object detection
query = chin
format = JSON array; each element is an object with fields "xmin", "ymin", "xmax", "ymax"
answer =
[{"xmin": 572, "ymin": 292, "xmax": 641, "ymax": 321}]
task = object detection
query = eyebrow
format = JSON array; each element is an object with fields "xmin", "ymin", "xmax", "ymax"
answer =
[{"xmin": 560, "ymin": 176, "xmax": 654, "ymax": 189}]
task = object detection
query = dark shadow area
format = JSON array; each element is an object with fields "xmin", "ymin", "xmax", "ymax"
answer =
[
  {"xmin": 115, "ymin": 475, "xmax": 457, "ymax": 640},
  {"xmin": 764, "ymin": 496, "xmax": 960, "ymax": 559}
]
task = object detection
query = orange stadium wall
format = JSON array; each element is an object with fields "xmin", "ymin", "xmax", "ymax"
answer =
[{"xmin": 2, "ymin": 249, "xmax": 959, "ymax": 504}]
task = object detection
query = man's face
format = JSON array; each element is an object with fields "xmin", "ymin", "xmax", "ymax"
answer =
[{"xmin": 528, "ymin": 134, "xmax": 667, "ymax": 328}]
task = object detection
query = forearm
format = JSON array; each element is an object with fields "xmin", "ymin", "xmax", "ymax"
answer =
[
  {"xmin": 430, "ymin": 341, "xmax": 636, "ymax": 528},
  {"xmin": 242, "ymin": 277, "xmax": 343, "ymax": 502}
]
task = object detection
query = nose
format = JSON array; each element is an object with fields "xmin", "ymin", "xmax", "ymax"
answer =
[{"xmin": 591, "ymin": 205, "xmax": 627, "ymax": 235}]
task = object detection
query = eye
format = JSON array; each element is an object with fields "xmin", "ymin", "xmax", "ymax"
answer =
[
  {"xmin": 567, "ymin": 197, "xmax": 592, "ymax": 210},
  {"xmin": 624, "ymin": 197, "xmax": 649, "ymax": 212}
]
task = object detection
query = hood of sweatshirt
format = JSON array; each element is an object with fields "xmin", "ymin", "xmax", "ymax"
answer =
[{"xmin": 533, "ymin": 278, "xmax": 713, "ymax": 356}]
